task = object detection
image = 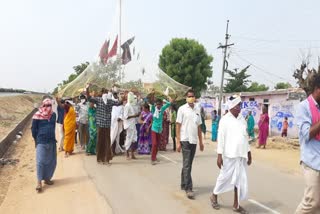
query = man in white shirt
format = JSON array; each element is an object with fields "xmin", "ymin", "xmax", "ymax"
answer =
[
  {"xmin": 210, "ymin": 95, "xmax": 252, "ymax": 213},
  {"xmin": 176, "ymin": 89, "xmax": 204, "ymax": 199},
  {"xmin": 76, "ymin": 94, "xmax": 89, "ymax": 150}
]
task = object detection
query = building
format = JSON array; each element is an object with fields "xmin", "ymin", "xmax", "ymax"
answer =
[{"xmin": 200, "ymin": 88, "xmax": 306, "ymax": 138}]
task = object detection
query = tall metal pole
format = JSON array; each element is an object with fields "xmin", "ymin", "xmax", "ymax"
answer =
[
  {"xmin": 119, "ymin": 0, "xmax": 122, "ymax": 83},
  {"xmin": 218, "ymin": 20, "xmax": 233, "ymax": 115}
]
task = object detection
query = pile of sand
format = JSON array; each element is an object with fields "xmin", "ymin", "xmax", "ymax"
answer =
[{"xmin": 0, "ymin": 95, "xmax": 42, "ymax": 141}]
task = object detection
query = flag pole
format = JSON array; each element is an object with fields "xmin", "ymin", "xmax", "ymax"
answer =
[{"xmin": 119, "ymin": 0, "xmax": 122, "ymax": 83}]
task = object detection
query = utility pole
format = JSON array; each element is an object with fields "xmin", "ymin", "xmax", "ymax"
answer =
[{"xmin": 218, "ymin": 20, "xmax": 234, "ymax": 115}]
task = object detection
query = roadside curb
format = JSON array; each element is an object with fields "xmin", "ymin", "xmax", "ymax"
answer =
[{"xmin": 0, "ymin": 108, "xmax": 37, "ymax": 158}]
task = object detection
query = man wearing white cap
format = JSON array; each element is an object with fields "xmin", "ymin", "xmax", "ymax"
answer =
[{"xmin": 210, "ymin": 95, "xmax": 252, "ymax": 214}]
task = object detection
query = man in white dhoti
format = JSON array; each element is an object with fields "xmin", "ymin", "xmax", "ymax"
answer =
[
  {"xmin": 210, "ymin": 95, "xmax": 252, "ymax": 214},
  {"xmin": 123, "ymin": 92, "xmax": 140, "ymax": 160},
  {"xmin": 110, "ymin": 92, "xmax": 124, "ymax": 155}
]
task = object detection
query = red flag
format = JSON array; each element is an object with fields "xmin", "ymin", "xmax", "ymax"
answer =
[
  {"xmin": 99, "ymin": 39, "xmax": 110, "ymax": 64},
  {"xmin": 107, "ymin": 35, "xmax": 118, "ymax": 58}
]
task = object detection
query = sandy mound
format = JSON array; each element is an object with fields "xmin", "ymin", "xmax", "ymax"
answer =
[{"xmin": 0, "ymin": 95, "xmax": 42, "ymax": 141}]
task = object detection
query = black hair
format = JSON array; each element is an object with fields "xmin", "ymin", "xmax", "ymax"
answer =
[
  {"xmin": 171, "ymin": 104, "xmax": 177, "ymax": 112},
  {"xmin": 284, "ymin": 116, "xmax": 288, "ymax": 120},
  {"xmin": 79, "ymin": 94, "xmax": 86, "ymax": 99},
  {"xmin": 143, "ymin": 103, "xmax": 150, "ymax": 110},
  {"xmin": 312, "ymin": 74, "xmax": 320, "ymax": 92},
  {"xmin": 213, "ymin": 110, "xmax": 217, "ymax": 114},
  {"xmin": 186, "ymin": 89, "xmax": 195, "ymax": 96},
  {"xmin": 156, "ymin": 98, "xmax": 163, "ymax": 104}
]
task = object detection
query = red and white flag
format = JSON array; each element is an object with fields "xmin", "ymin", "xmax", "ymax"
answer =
[
  {"xmin": 99, "ymin": 39, "xmax": 110, "ymax": 64},
  {"xmin": 107, "ymin": 35, "xmax": 118, "ymax": 59}
]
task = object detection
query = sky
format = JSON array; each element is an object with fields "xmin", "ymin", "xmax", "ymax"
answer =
[{"xmin": 1, "ymin": 0, "xmax": 320, "ymax": 92}]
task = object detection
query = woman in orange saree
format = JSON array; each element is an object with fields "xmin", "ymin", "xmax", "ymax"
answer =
[{"xmin": 63, "ymin": 100, "xmax": 77, "ymax": 157}]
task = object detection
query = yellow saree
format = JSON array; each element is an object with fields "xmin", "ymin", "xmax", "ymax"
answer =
[{"xmin": 63, "ymin": 107, "xmax": 76, "ymax": 153}]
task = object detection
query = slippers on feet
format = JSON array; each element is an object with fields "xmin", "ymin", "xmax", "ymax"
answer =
[
  {"xmin": 233, "ymin": 206, "xmax": 249, "ymax": 214},
  {"xmin": 210, "ymin": 195, "xmax": 220, "ymax": 210},
  {"xmin": 36, "ymin": 185, "xmax": 42, "ymax": 193},
  {"xmin": 44, "ymin": 180, "xmax": 54, "ymax": 185}
]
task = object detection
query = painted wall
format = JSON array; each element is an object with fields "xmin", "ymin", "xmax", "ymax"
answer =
[{"xmin": 269, "ymin": 100, "xmax": 300, "ymax": 138}]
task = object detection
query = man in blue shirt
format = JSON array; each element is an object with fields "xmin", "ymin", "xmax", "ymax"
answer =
[{"xmin": 295, "ymin": 74, "xmax": 320, "ymax": 213}]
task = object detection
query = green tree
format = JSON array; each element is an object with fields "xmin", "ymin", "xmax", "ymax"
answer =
[
  {"xmin": 274, "ymin": 82, "xmax": 292, "ymax": 90},
  {"xmin": 73, "ymin": 62, "xmax": 90, "ymax": 75},
  {"xmin": 247, "ymin": 82, "xmax": 269, "ymax": 92},
  {"xmin": 159, "ymin": 38, "xmax": 213, "ymax": 97},
  {"xmin": 224, "ymin": 65, "xmax": 251, "ymax": 93}
]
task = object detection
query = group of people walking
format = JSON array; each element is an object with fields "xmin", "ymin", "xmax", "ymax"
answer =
[{"xmin": 30, "ymin": 76, "xmax": 320, "ymax": 213}]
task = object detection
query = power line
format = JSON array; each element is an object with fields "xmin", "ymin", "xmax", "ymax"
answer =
[
  {"xmin": 233, "ymin": 35, "xmax": 320, "ymax": 43},
  {"xmin": 233, "ymin": 52, "xmax": 290, "ymax": 82}
]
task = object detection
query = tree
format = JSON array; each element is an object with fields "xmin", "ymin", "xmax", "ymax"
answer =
[
  {"xmin": 247, "ymin": 82, "xmax": 269, "ymax": 92},
  {"xmin": 293, "ymin": 56, "xmax": 320, "ymax": 96},
  {"xmin": 159, "ymin": 38, "xmax": 213, "ymax": 97},
  {"xmin": 224, "ymin": 65, "xmax": 251, "ymax": 93},
  {"xmin": 73, "ymin": 62, "xmax": 90, "ymax": 75},
  {"xmin": 274, "ymin": 82, "xmax": 292, "ymax": 90}
]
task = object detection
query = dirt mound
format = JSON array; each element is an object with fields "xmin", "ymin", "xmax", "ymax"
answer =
[{"xmin": 0, "ymin": 95, "xmax": 42, "ymax": 141}]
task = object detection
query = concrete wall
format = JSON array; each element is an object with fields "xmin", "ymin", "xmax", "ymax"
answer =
[
  {"xmin": 0, "ymin": 109, "xmax": 37, "ymax": 158},
  {"xmin": 200, "ymin": 93, "xmax": 300, "ymax": 138}
]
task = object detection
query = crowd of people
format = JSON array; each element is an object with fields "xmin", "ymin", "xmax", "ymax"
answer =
[{"xmin": 30, "ymin": 75, "xmax": 320, "ymax": 212}]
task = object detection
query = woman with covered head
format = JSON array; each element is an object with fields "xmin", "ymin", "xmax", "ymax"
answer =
[
  {"xmin": 31, "ymin": 98, "xmax": 57, "ymax": 193},
  {"xmin": 63, "ymin": 100, "xmax": 77, "ymax": 157},
  {"xmin": 123, "ymin": 92, "xmax": 140, "ymax": 159},
  {"xmin": 257, "ymin": 105, "xmax": 269, "ymax": 149}
]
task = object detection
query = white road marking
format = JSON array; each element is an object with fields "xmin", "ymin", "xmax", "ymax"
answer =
[
  {"xmin": 158, "ymin": 154, "xmax": 178, "ymax": 164},
  {"xmin": 248, "ymin": 199, "xmax": 281, "ymax": 214}
]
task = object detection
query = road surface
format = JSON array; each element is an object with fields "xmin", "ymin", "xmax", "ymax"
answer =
[{"xmin": 82, "ymin": 140, "xmax": 304, "ymax": 214}]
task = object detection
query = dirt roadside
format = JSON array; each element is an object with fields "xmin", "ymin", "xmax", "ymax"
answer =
[{"xmin": 0, "ymin": 120, "xmax": 112, "ymax": 214}]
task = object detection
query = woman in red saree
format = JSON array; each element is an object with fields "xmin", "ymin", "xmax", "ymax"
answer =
[{"xmin": 258, "ymin": 106, "xmax": 269, "ymax": 149}]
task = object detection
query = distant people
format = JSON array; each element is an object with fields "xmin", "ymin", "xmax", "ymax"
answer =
[
  {"xmin": 56, "ymin": 97, "xmax": 65, "ymax": 151},
  {"xmin": 86, "ymin": 98, "xmax": 97, "ymax": 155},
  {"xmin": 210, "ymin": 95, "xmax": 251, "ymax": 213},
  {"xmin": 159, "ymin": 109, "xmax": 170, "ymax": 151},
  {"xmin": 31, "ymin": 98, "xmax": 57, "ymax": 193},
  {"xmin": 281, "ymin": 116, "xmax": 288, "ymax": 138},
  {"xmin": 246, "ymin": 111, "xmax": 255, "ymax": 141},
  {"xmin": 170, "ymin": 105, "xmax": 177, "ymax": 151},
  {"xmin": 86, "ymin": 86, "xmax": 120, "ymax": 165},
  {"xmin": 123, "ymin": 92, "xmax": 140, "ymax": 160},
  {"xmin": 150, "ymin": 94, "xmax": 172, "ymax": 165},
  {"xmin": 211, "ymin": 110, "xmax": 219, "ymax": 142},
  {"xmin": 200, "ymin": 107, "xmax": 207, "ymax": 139},
  {"xmin": 257, "ymin": 106, "xmax": 269, "ymax": 149},
  {"xmin": 224, "ymin": 109, "xmax": 229, "ymax": 115},
  {"xmin": 110, "ymin": 92, "xmax": 125, "ymax": 155},
  {"xmin": 63, "ymin": 100, "xmax": 77, "ymax": 157},
  {"xmin": 176, "ymin": 89, "xmax": 204, "ymax": 199},
  {"xmin": 295, "ymin": 74, "xmax": 320, "ymax": 213},
  {"xmin": 76, "ymin": 94, "xmax": 89, "ymax": 150},
  {"xmin": 138, "ymin": 103, "xmax": 153, "ymax": 154}
]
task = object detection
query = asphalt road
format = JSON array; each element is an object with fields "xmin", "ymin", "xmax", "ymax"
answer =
[{"xmin": 82, "ymin": 141, "xmax": 304, "ymax": 214}]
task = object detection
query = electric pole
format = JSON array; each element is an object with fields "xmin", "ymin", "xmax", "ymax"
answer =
[{"xmin": 218, "ymin": 20, "xmax": 234, "ymax": 115}]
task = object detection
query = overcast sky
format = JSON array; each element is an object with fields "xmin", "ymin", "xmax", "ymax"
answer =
[{"xmin": 1, "ymin": 0, "xmax": 320, "ymax": 92}]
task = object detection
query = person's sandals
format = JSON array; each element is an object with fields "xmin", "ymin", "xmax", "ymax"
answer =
[
  {"xmin": 186, "ymin": 191, "xmax": 195, "ymax": 199},
  {"xmin": 36, "ymin": 185, "xmax": 42, "ymax": 193},
  {"xmin": 210, "ymin": 195, "xmax": 220, "ymax": 210},
  {"xmin": 44, "ymin": 180, "xmax": 54, "ymax": 185},
  {"xmin": 233, "ymin": 206, "xmax": 249, "ymax": 214}
]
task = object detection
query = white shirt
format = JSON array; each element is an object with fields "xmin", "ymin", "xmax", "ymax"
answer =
[
  {"xmin": 176, "ymin": 103, "xmax": 202, "ymax": 144},
  {"xmin": 217, "ymin": 112, "xmax": 250, "ymax": 159},
  {"xmin": 123, "ymin": 104, "xmax": 136, "ymax": 129}
]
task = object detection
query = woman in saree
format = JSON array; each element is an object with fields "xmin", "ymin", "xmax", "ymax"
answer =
[
  {"xmin": 258, "ymin": 106, "xmax": 269, "ymax": 149},
  {"xmin": 211, "ymin": 110, "xmax": 220, "ymax": 142},
  {"xmin": 200, "ymin": 107, "xmax": 207, "ymax": 139},
  {"xmin": 86, "ymin": 99, "xmax": 97, "ymax": 155},
  {"xmin": 63, "ymin": 100, "xmax": 77, "ymax": 157},
  {"xmin": 159, "ymin": 109, "xmax": 170, "ymax": 151},
  {"xmin": 138, "ymin": 103, "xmax": 153, "ymax": 154}
]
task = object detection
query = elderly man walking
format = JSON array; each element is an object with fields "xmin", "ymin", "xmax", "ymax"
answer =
[
  {"xmin": 210, "ymin": 95, "xmax": 252, "ymax": 213},
  {"xmin": 176, "ymin": 89, "xmax": 204, "ymax": 199},
  {"xmin": 295, "ymin": 74, "xmax": 320, "ymax": 213}
]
